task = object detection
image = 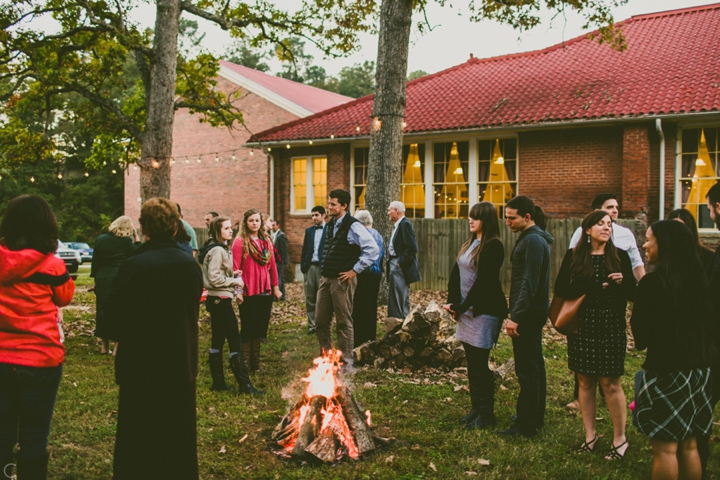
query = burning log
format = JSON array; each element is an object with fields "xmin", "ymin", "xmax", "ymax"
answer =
[
  {"xmin": 273, "ymin": 350, "xmax": 375, "ymax": 463},
  {"xmin": 292, "ymin": 395, "xmax": 326, "ymax": 456},
  {"xmin": 337, "ymin": 386, "xmax": 375, "ymax": 454},
  {"xmin": 354, "ymin": 301, "xmax": 467, "ymax": 371}
]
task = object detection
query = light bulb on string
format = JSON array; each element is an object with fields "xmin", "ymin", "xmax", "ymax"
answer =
[
  {"xmin": 330, "ymin": 134, "xmax": 334, "ymax": 139},
  {"xmin": 185, "ymin": 158, "xmax": 189, "ymax": 164},
  {"xmin": 286, "ymin": 144, "xmax": 290, "ymax": 149},
  {"xmin": 133, "ymin": 165, "xmax": 138, "ymax": 170},
  {"xmin": 215, "ymin": 153, "xmax": 219, "ymax": 161},
  {"xmin": 267, "ymin": 147, "xmax": 272, "ymax": 152},
  {"xmin": 57, "ymin": 173, "xmax": 63, "ymax": 179},
  {"xmin": 197, "ymin": 156, "xmax": 201, "ymax": 163},
  {"xmin": 355, "ymin": 126, "xmax": 360, "ymax": 132},
  {"xmin": 171, "ymin": 158, "xmax": 175, "ymax": 165},
  {"xmin": 249, "ymin": 150, "xmax": 254, "ymax": 156},
  {"xmin": 151, "ymin": 159, "xmax": 160, "ymax": 168},
  {"xmin": 402, "ymin": 121, "xmax": 407, "ymax": 129},
  {"xmin": 84, "ymin": 172, "xmax": 89, "ymax": 177},
  {"xmin": 232, "ymin": 152, "xmax": 236, "ymax": 160},
  {"xmin": 308, "ymin": 140, "xmax": 313, "ymax": 145},
  {"xmin": 112, "ymin": 169, "xmax": 117, "ymax": 174},
  {"xmin": 30, "ymin": 176, "xmax": 35, "ymax": 183}
]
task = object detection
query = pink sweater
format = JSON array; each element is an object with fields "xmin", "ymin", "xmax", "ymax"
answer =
[{"xmin": 231, "ymin": 236, "xmax": 278, "ymax": 297}]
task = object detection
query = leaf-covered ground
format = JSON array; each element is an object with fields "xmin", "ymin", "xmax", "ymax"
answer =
[{"xmin": 48, "ymin": 271, "xmax": 720, "ymax": 479}]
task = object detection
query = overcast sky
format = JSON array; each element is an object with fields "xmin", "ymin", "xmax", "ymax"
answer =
[{"xmin": 132, "ymin": 0, "xmax": 716, "ymax": 77}]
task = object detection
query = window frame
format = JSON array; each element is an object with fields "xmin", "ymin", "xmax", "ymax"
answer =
[
  {"xmin": 677, "ymin": 125, "xmax": 720, "ymax": 233},
  {"xmin": 290, "ymin": 155, "xmax": 328, "ymax": 214}
]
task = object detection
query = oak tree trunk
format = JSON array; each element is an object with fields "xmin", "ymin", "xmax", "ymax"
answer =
[
  {"xmin": 366, "ymin": 0, "xmax": 413, "ymax": 302},
  {"xmin": 138, "ymin": 0, "xmax": 181, "ymax": 201}
]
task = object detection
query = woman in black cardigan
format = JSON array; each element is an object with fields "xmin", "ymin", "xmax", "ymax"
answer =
[
  {"xmin": 554, "ymin": 210, "xmax": 635, "ymax": 459},
  {"xmin": 631, "ymin": 220, "xmax": 714, "ymax": 480},
  {"xmin": 444, "ymin": 201, "xmax": 508, "ymax": 430}
]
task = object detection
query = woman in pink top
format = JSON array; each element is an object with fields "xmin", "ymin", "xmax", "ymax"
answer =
[{"xmin": 232, "ymin": 209, "xmax": 281, "ymax": 371}]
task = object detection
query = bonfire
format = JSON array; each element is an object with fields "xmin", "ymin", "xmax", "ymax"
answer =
[{"xmin": 271, "ymin": 350, "xmax": 377, "ymax": 463}]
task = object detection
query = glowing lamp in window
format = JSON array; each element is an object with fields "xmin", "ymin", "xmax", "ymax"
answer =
[
  {"xmin": 440, "ymin": 142, "xmax": 468, "ymax": 218},
  {"xmin": 483, "ymin": 139, "xmax": 515, "ymax": 205},
  {"xmin": 686, "ymin": 129, "xmax": 715, "ymax": 221},
  {"xmin": 401, "ymin": 144, "xmax": 425, "ymax": 209}
]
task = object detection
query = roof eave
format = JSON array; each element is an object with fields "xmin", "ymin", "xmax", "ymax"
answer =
[{"xmin": 245, "ymin": 110, "xmax": 720, "ymax": 147}]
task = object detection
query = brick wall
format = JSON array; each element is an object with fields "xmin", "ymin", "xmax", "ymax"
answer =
[
  {"xmin": 621, "ymin": 124, "xmax": 652, "ymax": 221},
  {"xmin": 124, "ymin": 76, "xmax": 299, "ymax": 227},
  {"xmin": 273, "ymin": 143, "xmax": 351, "ymax": 263},
  {"xmin": 518, "ymin": 126, "xmax": 624, "ymax": 217}
]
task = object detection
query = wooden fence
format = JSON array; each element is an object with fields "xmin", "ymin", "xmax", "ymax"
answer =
[
  {"xmin": 194, "ymin": 219, "xmax": 646, "ymax": 293},
  {"xmin": 411, "ymin": 218, "xmax": 646, "ymax": 292}
]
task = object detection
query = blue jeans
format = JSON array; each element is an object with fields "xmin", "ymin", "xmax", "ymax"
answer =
[
  {"xmin": 0, "ymin": 363, "xmax": 63, "ymax": 461},
  {"xmin": 512, "ymin": 325, "xmax": 546, "ymax": 432}
]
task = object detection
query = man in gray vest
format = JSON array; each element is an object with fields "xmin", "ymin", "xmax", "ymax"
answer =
[
  {"xmin": 387, "ymin": 201, "xmax": 421, "ymax": 319},
  {"xmin": 315, "ymin": 189, "xmax": 379, "ymax": 368}
]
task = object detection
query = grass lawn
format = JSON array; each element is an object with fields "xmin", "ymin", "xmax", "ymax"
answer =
[{"xmin": 50, "ymin": 276, "xmax": 720, "ymax": 479}]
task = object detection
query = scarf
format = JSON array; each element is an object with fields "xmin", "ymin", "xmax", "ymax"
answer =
[{"xmin": 248, "ymin": 237, "xmax": 271, "ymax": 266}]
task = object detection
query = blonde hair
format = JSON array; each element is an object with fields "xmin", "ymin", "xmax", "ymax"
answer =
[
  {"xmin": 240, "ymin": 208, "xmax": 271, "ymax": 258},
  {"xmin": 109, "ymin": 216, "xmax": 135, "ymax": 237}
]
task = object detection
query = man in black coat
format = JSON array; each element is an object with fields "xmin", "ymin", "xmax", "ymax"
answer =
[
  {"xmin": 699, "ymin": 182, "xmax": 720, "ymax": 475},
  {"xmin": 106, "ymin": 198, "xmax": 203, "ymax": 480},
  {"xmin": 300, "ymin": 206, "xmax": 326, "ymax": 334},
  {"xmin": 271, "ymin": 219, "xmax": 289, "ymax": 301},
  {"xmin": 386, "ymin": 201, "xmax": 421, "ymax": 319}
]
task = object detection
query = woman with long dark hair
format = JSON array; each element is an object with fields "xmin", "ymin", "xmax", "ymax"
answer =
[
  {"xmin": 231, "ymin": 208, "xmax": 281, "ymax": 372},
  {"xmin": 0, "ymin": 195, "xmax": 75, "ymax": 478},
  {"xmin": 91, "ymin": 215, "xmax": 141, "ymax": 355},
  {"xmin": 554, "ymin": 210, "xmax": 635, "ymax": 459},
  {"xmin": 666, "ymin": 208, "xmax": 715, "ymax": 268},
  {"xmin": 631, "ymin": 220, "xmax": 714, "ymax": 480},
  {"xmin": 199, "ymin": 216, "xmax": 262, "ymax": 395},
  {"xmin": 443, "ymin": 201, "xmax": 508, "ymax": 430}
]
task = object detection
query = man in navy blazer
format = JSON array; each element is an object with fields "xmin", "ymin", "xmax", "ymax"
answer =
[
  {"xmin": 300, "ymin": 206, "xmax": 326, "ymax": 334},
  {"xmin": 387, "ymin": 201, "xmax": 421, "ymax": 319}
]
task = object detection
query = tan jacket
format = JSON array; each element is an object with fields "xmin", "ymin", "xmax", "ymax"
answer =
[{"xmin": 202, "ymin": 245, "xmax": 243, "ymax": 298}]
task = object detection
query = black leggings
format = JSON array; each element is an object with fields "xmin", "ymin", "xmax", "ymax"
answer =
[
  {"xmin": 237, "ymin": 294, "xmax": 274, "ymax": 341},
  {"xmin": 206, "ymin": 297, "xmax": 242, "ymax": 353},
  {"xmin": 463, "ymin": 342, "xmax": 494, "ymax": 405}
]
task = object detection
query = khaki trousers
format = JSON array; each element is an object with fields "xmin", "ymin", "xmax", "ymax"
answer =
[{"xmin": 315, "ymin": 275, "xmax": 357, "ymax": 366}]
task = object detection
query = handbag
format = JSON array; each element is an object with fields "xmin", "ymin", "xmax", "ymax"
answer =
[{"xmin": 548, "ymin": 294, "xmax": 585, "ymax": 335}]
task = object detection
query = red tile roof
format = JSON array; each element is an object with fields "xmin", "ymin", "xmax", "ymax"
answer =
[
  {"xmin": 253, "ymin": 3, "xmax": 720, "ymax": 143},
  {"xmin": 219, "ymin": 61, "xmax": 353, "ymax": 114}
]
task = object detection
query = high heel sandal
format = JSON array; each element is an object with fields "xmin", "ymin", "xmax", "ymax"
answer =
[
  {"xmin": 576, "ymin": 435, "xmax": 599, "ymax": 453},
  {"xmin": 605, "ymin": 440, "xmax": 629, "ymax": 460}
]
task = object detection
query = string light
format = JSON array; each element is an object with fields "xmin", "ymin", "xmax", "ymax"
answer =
[
  {"xmin": 133, "ymin": 165, "xmax": 138, "ymax": 170},
  {"xmin": 402, "ymin": 121, "xmax": 407, "ymax": 129},
  {"xmin": 197, "ymin": 157, "xmax": 201, "ymax": 163},
  {"xmin": 286, "ymin": 144, "xmax": 290, "ymax": 149},
  {"xmin": 330, "ymin": 134, "xmax": 334, "ymax": 139},
  {"xmin": 267, "ymin": 147, "xmax": 272, "ymax": 152},
  {"xmin": 249, "ymin": 150, "xmax": 254, "ymax": 156},
  {"xmin": 373, "ymin": 116, "xmax": 382, "ymax": 131},
  {"xmin": 185, "ymin": 159, "xmax": 190, "ymax": 164},
  {"xmin": 308, "ymin": 140, "xmax": 313, "ymax": 145},
  {"xmin": 355, "ymin": 126, "xmax": 361, "ymax": 132},
  {"xmin": 30, "ymin": 176, "xmax": 35, "ymax": 183},
  {"xmin": 151, "ymin": 159, "xmax": 160, "ymax": 168},
  {"xmin": 215, "ymin": 153, "xmax": 219, "ymax": 161},
  {"xmin": 84, "ymin": 172, "xmax": 89, "ymax": 177},
  {"xmin": 57, "ymin": 173, "xmax": 63, "ymax": 179},
  {"xmin": 232, "ymin": 152, "xmax": 236, "ymax": 160},
  {"xmin": 111, "ymin": 169, "xmax": 117, "ymax": 174}
]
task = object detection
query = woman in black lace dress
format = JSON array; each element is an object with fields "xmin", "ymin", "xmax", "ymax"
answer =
[{"xmin": 554, "ymin": 210, "xmax": 636, "ymax": 460}]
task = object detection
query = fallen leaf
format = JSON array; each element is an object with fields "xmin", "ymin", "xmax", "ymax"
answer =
[
  {"xmin": 219, "ymin": 445, "xmax": 226, "ymax": 454},
  {"xmin": 238, "ymin": 434, "xmax": 249, "ymax": 444},
  {"xmin": 281, "ymin": 350, "xmax": 289, "ymax": 357},
  {"xmin": 385, "ymin": 455, "xmax": 394, "ymax": 463},
  {"xmin": 411, "ymin": 444, "xmax": 421, "ymax": 450},
  {"xmin": 465, "ymin": 472, "xmax": 478, "ymax": 476},
  {"xmin": 429, "ymin": 462, "xmax": 437, "ymax": 472},
  {"xmin": 364, "ymin": 382, "xmax": 378, "ymax": 388},
  {"xmin": 478, "ymin": 458, "xmax": 491, "ymax": 466},
  {"xmin": 445, "ymin": 397, "xmax": 453, "ymax": 402}
]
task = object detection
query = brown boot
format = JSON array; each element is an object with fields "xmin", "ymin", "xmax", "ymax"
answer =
[
  {"xmin": 242, "ymin": 342, "xmax": 252, "ymax": 372},
  {"xmin": 251, "ymin": 339, "xmax": 263, "ymax": 372}
]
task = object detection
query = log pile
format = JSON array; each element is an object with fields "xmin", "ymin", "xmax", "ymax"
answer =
[{"xmin": 354, "ymin": 301, "xmax": 466, "ymax": 371}]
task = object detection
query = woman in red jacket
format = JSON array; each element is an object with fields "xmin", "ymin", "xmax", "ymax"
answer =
[
  {"xmin": 231, "ymin": 208, "xmax": 281, "ymax": 372},
  {"xmin": 0, "ymin": 195, "xmax": 75, "ymax": 479}
]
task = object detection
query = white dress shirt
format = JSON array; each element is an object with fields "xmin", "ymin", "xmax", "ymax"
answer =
[{"xmin": 569, "ymin": 223, "xmax": 644, "ymax": 269}]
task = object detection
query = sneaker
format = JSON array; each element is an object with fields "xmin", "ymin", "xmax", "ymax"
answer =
[{"xmin": 565, "ymin": 399, "xmax": 581, "ymax": 411}]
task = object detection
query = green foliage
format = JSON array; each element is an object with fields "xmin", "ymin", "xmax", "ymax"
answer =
[
  {"xmin": 407, "ymin": 70, "xmax": 428, "ymax": 81},
  {"xmin": 224, "ymin": 43, "xmax": 270, "ymax": 72},
  {"xmin": 335, "ymin": 60, "xmax": 375, "ymax": 98}
]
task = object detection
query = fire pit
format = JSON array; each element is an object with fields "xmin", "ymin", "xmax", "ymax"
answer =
[{"xmin": 272, "ymin": 350, "xmax": 376, "ymax": 463}]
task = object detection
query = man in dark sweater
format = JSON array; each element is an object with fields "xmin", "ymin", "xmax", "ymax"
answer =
[
  {"xmin": 699, "ymin": 182, "xmax": 720, "ymax": 475},
  {"xmin": 498, "ymin": 196, "xmax": 553, "ymax": 438},
  {"xmin": 314, "ymin": 189, "xmax": 379, "ymax": 368},
  {"xmin": 271, "ymin": 219, "xmax": 289, "ymax": 301}
]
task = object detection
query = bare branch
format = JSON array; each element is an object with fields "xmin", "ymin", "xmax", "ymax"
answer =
[{"xmin": 179, "ymin": 2, "xmax": 250, "ymax": 30}]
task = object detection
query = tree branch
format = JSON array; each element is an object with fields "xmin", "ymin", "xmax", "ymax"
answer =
[{"xmin": 179, "ymin": 2, "xmax": 250, "ymax": 30}]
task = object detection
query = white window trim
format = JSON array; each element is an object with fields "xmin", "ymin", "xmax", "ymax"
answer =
[
  {"xmin": 677, "ymin": 125, "xmax": 720, "ymax": 234},
  {"xmin": 290, "ymin": 155, "xmax": 327, "ymax": 214}
]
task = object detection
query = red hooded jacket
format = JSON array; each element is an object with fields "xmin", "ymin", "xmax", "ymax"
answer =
[{"xmin": 0, "ymin": 244, "xmax": 75, "ymax": 367}]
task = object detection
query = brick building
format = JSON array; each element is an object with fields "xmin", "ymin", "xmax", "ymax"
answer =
[
  {"xmin": 123, "ymin": 61, "xmax": 352, "ymax": 227},
  {"xmin": 250, "ymin": 3, "xmax": 720, "ymax": 273}
]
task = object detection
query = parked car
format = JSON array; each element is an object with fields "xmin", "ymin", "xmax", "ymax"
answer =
[
  {"xmin": 55, "ymin": 241, "xmax": 82, "ymax": 273},
  {"xmin": 66, "ymin": 242, "xmax": 93, "ymax": 262}
]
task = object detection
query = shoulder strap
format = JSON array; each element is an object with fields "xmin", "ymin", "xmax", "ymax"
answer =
[{"xmin": 23, "ymin": 271, "xmax": 71, "ymax": 286}]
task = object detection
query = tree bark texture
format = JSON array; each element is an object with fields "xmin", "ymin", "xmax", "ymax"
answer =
[
  {"xmin": 366, "ymin": 0, "xmax": 413, "ymax": 303},
  {"xmin": 138, "ymin": 0, "xmax": 181, "ymax": 201},
  {"xmin": 366, "ymin": 0, "xmax": 413, "ymax": 242}
]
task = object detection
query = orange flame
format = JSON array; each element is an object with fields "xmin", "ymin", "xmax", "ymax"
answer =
[{"xmin": 302, "ymin": 349, "xmax": 342, "ymax": 399}]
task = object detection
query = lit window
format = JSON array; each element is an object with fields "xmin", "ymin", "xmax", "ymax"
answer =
[
  {"xmin": 292, "ymin": 156, "xmax": 327, "ymax": 213},
  {"xmin": 680, "ymin": 127, "xmax": 719, "ymax": 229},
  {"xmin": 353, "ymin": 148, "xmax": 369, "ymax": 210},
  {"xmin": 478, "ymin": 138, "xmax": 518, "ymax": 218},
  {"xmin": 434, "ymin": 141, "xmax": 469, "ymax": 218},
  {"xmin": 400, "ymin": 144, "xmax": 425, "ymax": 218}
]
